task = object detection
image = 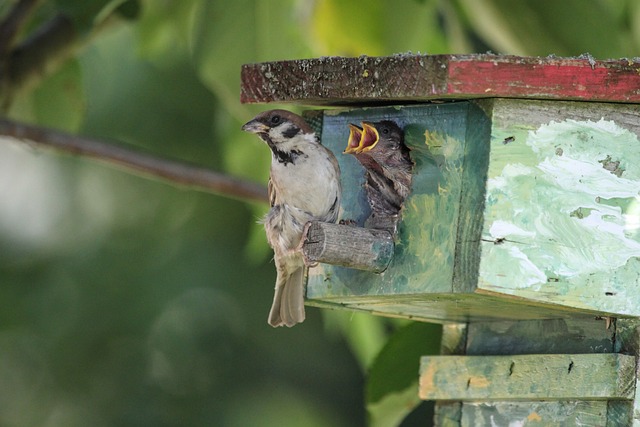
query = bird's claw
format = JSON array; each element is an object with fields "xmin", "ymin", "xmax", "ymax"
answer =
[{"xmin": 339, "ymin": 219, "xmax": 358, "ymax": 227}]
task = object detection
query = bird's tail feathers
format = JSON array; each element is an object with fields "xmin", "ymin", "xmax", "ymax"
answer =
[{"xmin": 268, "ymin": 266, "xmax": 305, "ymax": 327}]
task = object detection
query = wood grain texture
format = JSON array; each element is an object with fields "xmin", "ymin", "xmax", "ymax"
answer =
[
  {"xmin": 301, "ymin": 222, "xmax": 394, "ymax": 273},
  {"xmin": 452, "ymin": 102, "xmax": 490, "ymax": 293},
  {"xmin": 433, "ymin": 318, "xmax": 631, "ymax": 426},
  {"xmin": 433, "ymin": 324, "xmax": 467, "ymax": 427},
  {"xmin": 460, "ymin": 401, "xmax": 611, "ymax": 426},
  {"xmin": 241, "ymin": 54, "xmax": 640, "ymax": 106},
  {"xmin": 419, "ymin": 353, "xmax": 636, "ymax": 401},
  {"xmin": 613, "ymin": 319, "xmax": 640, "ymax": 425},
  {"xmin": 241, "ymin": 55, "xmax": 448, "ymax": 106},
  {"xmin": 465, "ymin": 318, "xmax": 615, "ymax": 356}
]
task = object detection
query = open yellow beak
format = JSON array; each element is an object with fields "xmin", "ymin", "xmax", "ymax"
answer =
[
  {"xmin": 357, "ymin": 122, "xmax": 379, "ymax": 153},
  {"xmin": 344, "ymin": 124, "xmax": 363, "ymax": 154}
]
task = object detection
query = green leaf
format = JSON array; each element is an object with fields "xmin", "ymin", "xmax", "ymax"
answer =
[
  {"xmin": 54, "ymin": 0, "xmax": 117, "ymax": 32},
  {"xmin": 367, "ymin": 386, "xmax": 421, "ymax": 427},
  {"xmin": 188, "ymin": 0, "xmax": 314, "ymax": 192},
  {"xmin": 323, "ymin": 311, "xmax": 390, "ymax": 370},
  {"xmin": 135, "ymin": 0, "xmax": 199, "ymax": 62},
  {"xmin": 632, "ymin": 0, "xmax": 640, "ymax": 48},
  {"xmin": 366, "ymin": 322, "xmax": 442, "ymax": 426},
  {"xmin": 242, "ymin": 206, "xmax": 273, "ymax": 265},
  {"xmin": 456, "ymin": 0, "xmax": 638, "ymax": 57},
  {"xmin": 115, "ymin": 0, "xmax": 141, "ymax": 21},
  {"xmin": 310, "ymin": 0, "xmax": 385, "ymax": 55},
  {"xmin": 32, "ymin": 59, "xmax": 85, "ymax": 132},
  {"xmin": 190, "ymin": 0, "xmax": 311, "ymax": 119},
  {"xmin": 310, "ymin": 0, "xmax": 450, "ymax": 56}
]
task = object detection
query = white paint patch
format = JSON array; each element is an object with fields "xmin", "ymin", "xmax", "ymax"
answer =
[
  {"xmin": 490, "ymin": 414, "xmax": 525, "ymax": 427},
  {"xmin": 489, "ymin": 220, "xmax": 536, "ymax": 239},
  {"xmin": 483, "ymin": 118, "xmax": 640, "ymax": 295},
  {"xmin": 624, "ymin": 196, "xmax": 640, "ymax": 232}
]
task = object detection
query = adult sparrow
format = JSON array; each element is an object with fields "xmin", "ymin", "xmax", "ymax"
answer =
[{"xmin": 242, "ymin": 110, "xmax": 341, "ymax": 327}]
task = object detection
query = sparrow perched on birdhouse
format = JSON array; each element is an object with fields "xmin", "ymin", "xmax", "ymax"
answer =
[
  {"xmin": 345, "ymin": 120, "xmax": 412, "ymax": 230},
  {"xmin": 242, "ymin": 110, "xmax": 341, "ymax": 327}
]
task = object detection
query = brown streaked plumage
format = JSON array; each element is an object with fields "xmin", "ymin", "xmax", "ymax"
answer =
[
  {"xmin": 359, "ymin": 121, "xmax": 413, "ymax": 200},
  {"xmin": 242, "ymin": 110, "xmax": 341, "ymax": 327},
  {"xmin": 344, "ymin": 120, "xmax": 413, "ymax": 229}
]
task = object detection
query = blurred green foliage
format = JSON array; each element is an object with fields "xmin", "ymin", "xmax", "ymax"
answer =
[{"xmin": 1, "ymin": 0, "xmax": 639, "ymax": 426}]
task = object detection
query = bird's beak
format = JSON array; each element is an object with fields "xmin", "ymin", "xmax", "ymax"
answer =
[
  {"xmin": 344, "ymin": 124, "xmax": 363, "ymax": 154},
  {"xmin": 241, "ymin": 119, "xmax": 268, "ymax": 134},
  {"xmin": 357, "ymin": 122, "xmax": 379, "ymax": 153}
]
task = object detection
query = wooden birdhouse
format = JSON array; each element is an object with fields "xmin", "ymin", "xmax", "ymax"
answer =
[{"xmin": 241, "ymin": 54, "xmax": 640, "ymax": 425}]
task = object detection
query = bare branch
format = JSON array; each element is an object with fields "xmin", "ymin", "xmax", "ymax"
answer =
[{"xmin": 0, "ymin": 118, "xmax": 269, "ymax": 204}]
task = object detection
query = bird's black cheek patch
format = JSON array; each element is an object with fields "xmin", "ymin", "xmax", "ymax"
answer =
[
  {"xmin": 274, "ymin": 149, "xmax": 304, "ymax": 166},
  {"xmin": 281, "ymin": 126, "xmax": 301, "ymax": 139}
]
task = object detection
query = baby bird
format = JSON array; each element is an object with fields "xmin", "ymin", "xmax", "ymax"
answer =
[
  {"xmin": 346, "ymin": 123, "xmax": 402, "ymax": 217},
  {"xmin": 242, "ymin": 110, "xmax": 341, "ymax": 327},
  {"xmin": 345, "ymin": 120, "xmax": 412, "ymax": 229},
  {"xmin": 359, "ymin": 120, "xmax": 413, "ymax": 200}
]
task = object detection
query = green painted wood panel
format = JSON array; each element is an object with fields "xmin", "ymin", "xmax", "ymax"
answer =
[
  {"xmin": 419, "ymin": 353, "xmax": 635, "ymax": 401},
  {"xmin": 307, "ymin": 103, "xmax": 476, "ymax": 300},
  {"xmin": 613, "ymin": 319, "xmax": 640, "ymax": 425},
  {"xmin": 433, "ymin": 319, "xmax": 636, "ymax": 426},
  {"xmin": 465, "ymin": 318, "xmax": 614, "ymax": 355},
  {"xmin": 460, "ymin": 401, "xmax": 610, "ymax": 426},
  {"xmin": 305, "ymin": 99, "xmax": 640, "ymax": 321},
  {"xmin": 478, "ymin": 99, "xmax": 640, "ymax": 316}
]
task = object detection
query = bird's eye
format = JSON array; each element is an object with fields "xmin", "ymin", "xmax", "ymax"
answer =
[
  {"xmin": 381, "ymin": 127, "xmax": 390, "ymax": 135},
  {"xmin": 270, "ymin": 115, "xmax": 281, "ymax": 125}
]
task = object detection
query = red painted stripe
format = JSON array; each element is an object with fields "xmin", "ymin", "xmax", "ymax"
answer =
[{"xmin": 447, "ymin": 58, "xmax": 640, "ymax": 102}]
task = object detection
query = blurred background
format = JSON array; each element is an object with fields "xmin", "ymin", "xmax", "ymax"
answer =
[{"xmin": 1, "ymin": 1, "xmax": 639, "ymax": 426}]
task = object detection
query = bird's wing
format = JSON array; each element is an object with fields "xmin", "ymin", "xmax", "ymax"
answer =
[
  {"xmin": 325, "ymin": 146, "xmax": 341, "ymax": 180},
  {"xmin": 268, "ymin": 177, "xmax": 277, "ymax": 207}
]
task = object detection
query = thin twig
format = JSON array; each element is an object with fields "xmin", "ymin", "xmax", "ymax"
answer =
[
  {"xmin": 8, "ymin": 13, "xmax": 77, "ymax": 92},
  {"xmin": 0, "ymin": 0, "xmax": 43, "ymax": 110},
  {"xmin": 0, "ymin": 0, "xmax": 41, "ymax": 56},
  {"xmin": 0, "ymin": 118, "xmax": 269, "ymax": 204}
]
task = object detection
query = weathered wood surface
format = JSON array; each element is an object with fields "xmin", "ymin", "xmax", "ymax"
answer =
[
  {"xmin": 478, "ymin": 98, "xmax": 640, "ymax": 317},
  {"xmin": 432, "ymin": 319, "xmax": 636, "ymax": 426},
  {"xmin": 301, "ymin": 222, "xmax": 394, "ymax": 273},
  {"xmin": 459, "ymin": 401, "xmax": 618, "ymax": 427},
  {"xmin": 464, "ymin": 318, "xmax": 615, "ymax": 355},
  {"xmin": 614, "ymin": 319, "xmax": 640, "ymax": 424},
  {"xmin": 306, "ymin": 99, "xmax": 640, "ymax": 321},
  {"xmin": 419, "ymin": 353, "xmax": 636, "ymax": 401},
  {"xmin": 241, "ymin": 54, "xmax": 640, "ymax": 106},
  {"xmin": 306, "ymin": 101, "xmax": 496, "ymax": 320}
]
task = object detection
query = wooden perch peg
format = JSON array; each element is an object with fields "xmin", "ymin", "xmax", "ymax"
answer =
[{"xmin": 301, "ymin": 222, "xmax": 394, "ymax": 273}]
